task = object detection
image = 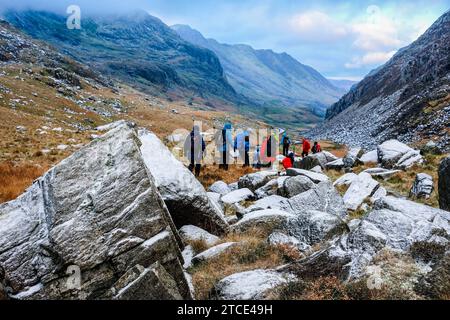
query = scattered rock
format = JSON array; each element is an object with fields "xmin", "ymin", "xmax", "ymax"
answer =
[
  {"xmin": 421, "ymin": 141, "xmax": 443, "ymax": 155},
  {"xmin": 238, "ymin": 171, "xmax": 278, "ymax": 192},
  {"xmin": 293, "ymin": 156, "xmax": 321, "ymax": 170},
  {"xmin": 221, "ymin": 188, "xmax": 255, "ymax": 205},
  {"xmin": 286, "ymin": 168, "xmax": 329, "ymax": 184},
  {"xmin": 212, "ymin": 269, "xmax": 294, "ymax": 300},
  {"xmin": 182, "ymin": 245, "xmax": 195, "ymax": 269},
  {"xmin": 245, "ymin": 195, "xmax": 288, "ymax": 213},
  {"xmin": 410, "ymin": 173, "xmax": 434, "ymax": 199},
  {"xmin": 178, "ymin": 225, "xmax": 220, "ymax": 247},
  {"xmin": 139, "ymin": 130, "xmax": 228, "ymax": 235},
  {"xmin": 268, "ymin": 232, "xmax": 310, "ymax": 252},
  {"xmin": 343, "ymin": 172, "xmax": 379, "ymax": 211},
  {"xmin": 326, "ymin": 158, "xmax": 344, "ymax": 170},
  {"xmin": 377, "ymin": 140, "xmax": 419, "ymax": 169},
  {"xmin": 360, "ymin": 150, "xmax": 378, "ymax": 164},
  {"xmin": 333, "ymin": 173, "xmax": 358, "ymax": 187},
  {"xmin": 394, "ymin": 150, "xmax": 423, "ymax": 170},
  {"xmin": 363, "ymin": 168, "xmax": 401, "ymax": 180},
  {"xmin": 209, "ymin": 181, "xmax": 231, "ymax": 196},
  {"xmin": 228, "ymin": 182, "xmax": 239, "ymax": 191},
  {"xmin": 254, "ymin": 177, "xmax": 288, "ymax": 199},
  {"xmin": 279, "ymin": 175, "xmax": 315, "ymax": 198},
  {"xmin": 310, "ymin": 166, "xmax": 322, "ymax": 173},
  {"xmin": 192, "ymin": 242, "xmax": 238, "ymax": 265},
  {"xmin": 232, "ymin": 209, "xmax": 296, "ymax": 233},
  {"xmin": 343, "ymin": 148, "xmax": 364, "ymax": 168}
]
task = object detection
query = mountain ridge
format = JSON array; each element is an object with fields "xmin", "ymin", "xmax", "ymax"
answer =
[
  {"xmin": 172, "ymin": 24, "xmax": 345, "ymax": 116},
  {"xmin": 309, "ymin": 10, "xmax": 450, "ymax": 150}
]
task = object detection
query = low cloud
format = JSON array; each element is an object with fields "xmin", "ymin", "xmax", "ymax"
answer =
[
  {"xmin": 345, "ymin": 50, "xmax": 397, "ymax": 69},
  {"xmin": 289, "ymin": 11, "xmax": 348, "ymax": 42}
]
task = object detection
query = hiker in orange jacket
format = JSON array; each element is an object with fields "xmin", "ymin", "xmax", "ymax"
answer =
[{"xmin": 302, "ymin": 138, "xmax": 311, "ymax": 157}]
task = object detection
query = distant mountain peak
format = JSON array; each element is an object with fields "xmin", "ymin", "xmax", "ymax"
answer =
[{"xmin": 172, "ymin": 24, "xmax": 346, "ymax": 128}]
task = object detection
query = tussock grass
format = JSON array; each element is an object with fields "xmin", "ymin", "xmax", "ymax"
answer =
[
  {"xmin": 189, "ymin": 227, "xmax": 301, "ymax": 300},
  {"xmin": 0, "ymin": 161, "xmax": 47, "ymax": 203}
]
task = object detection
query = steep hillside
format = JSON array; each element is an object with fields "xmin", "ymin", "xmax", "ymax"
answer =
[
  {"xmin": 309, "ymin": 11, "xmax": 450, "ymax": 150},
  {"xmin": 172, "ymin": 24, "xmax": 344, "ymax": 115},
  {"xmin": 327, "ymin": 79, "xmax": 358, "ymax": 92},
  {"xmin": 4, "ymin": 10, "xmax": 242, "ymax": 105}
]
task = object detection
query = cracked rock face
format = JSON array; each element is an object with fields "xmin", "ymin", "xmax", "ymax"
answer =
[
  {"xmin": 139, "ymin": 129, "xmax": 228, "ymax": 235},
  {"xmin": 0, "ymin": 124, "xmax": 191, "ymax": 300}
]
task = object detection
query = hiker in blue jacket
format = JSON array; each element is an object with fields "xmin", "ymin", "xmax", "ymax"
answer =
[
  {"xmin": 281, "ymin": 131, "xmax": 291, "ymax": 156},
  {"xmin": 234, "ymin": 129, "xmax": 251, "ymax": 167}
]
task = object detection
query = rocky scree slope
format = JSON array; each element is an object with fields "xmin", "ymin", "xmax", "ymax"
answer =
[{"xmin": 309, "ymin": 11, "xmax": 450, "ymax": 151}]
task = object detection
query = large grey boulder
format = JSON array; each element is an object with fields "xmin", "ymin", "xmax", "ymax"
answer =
[
  {"xmin": 343, "ymin": 172, "xmax": 379, "ymax": 211},
  {"xmin": 279, "ymin": 175, "xmax": 315, "ymax": 198},
  {"xmin": 286, "ymin": 168, "xmax": 329, "ymax": 183},
  {"xmin": 286, "ymin": 181, "xmax": 348, "ymax": 219},
  {"xmin": 179, "ymin": 225, "xmax": 219, "ymax": 247},
  {"xmin": 287, "ymin": 210, "xmax": 348, "ymax": 246},
  {"xmin": 293, "ymin": 156, "xmax": 321, "ymax": 171},
  {"xmin": 439, "ymin": 157, "xmax": 450, "ymax": 211},
  {"xmin": 212, "ymin": 269, "xmax": 294, "ymax": 300},
  {"xmin": 0, "ymin": 124, "xmax": 191, "ymax": 300},
  {"xmin": 410, "ymin": 173, "xmax": 434, "ymax": 199},
  {"xmin": 238, "ymin": 171, "xmax": 278, "ymax": 192},
  {"xmin": 309, "ymin": 152, "xmax": 329, "ymax": 169},
  {"xmin": 139, "ymin": 130, "xmax": 228, "ymax": 235},
  {"xmin": 377, "ymin": 140, "xmax": 422, "ymax": 169}
]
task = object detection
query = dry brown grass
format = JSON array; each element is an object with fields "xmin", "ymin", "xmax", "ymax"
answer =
[
  {"xmin": 0, "ymin": 161, "xmax": 48, "ymax": 203},
  {"xmin": 189, "ymin": 227, "xmax": 301, "ymax": 299},
  {"xmin": 197, "ymin": 165, "xmax": 255, "ymax": 188}
]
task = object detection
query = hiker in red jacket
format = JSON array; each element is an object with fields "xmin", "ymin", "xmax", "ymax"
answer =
[
  {"xmin": 302, "ymin": 138, "xmax": 311, "ymax": 157},
  {"xmin": 282, "ymin": 152, "xmax": 295, "ymax": 170},
  {"xmin": 312, "ymin": 141, "xmax": 322, "ymax": 154}
]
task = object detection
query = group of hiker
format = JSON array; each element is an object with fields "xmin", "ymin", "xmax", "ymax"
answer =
[{"xmin": 183, "ymin": 123, "xmax": 322, "ymax": 176}]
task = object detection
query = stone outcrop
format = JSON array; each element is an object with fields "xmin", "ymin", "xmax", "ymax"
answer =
[
  {"xmin": 139, "ymin": 129, "xmax": 228, "ymax": 235},
  {"xmin": 179, "ymin": 225, "xmax": 219, "ymax": 246},
  {"xmin": 377, "ymin": 140, "xmax": 423, "ymax": 169},
  {"xmin": 209, "ymin": 181, "xmax": 231, "ymax": 196},
  {"xmin": 279, "ymin": 176, "xmax": 315, "ymax": 198},
  {"xmin": 286, "ymin": 168, "xmax": 329, "ymax": 184},
  {"xmin": 439, "ymin": 157, "xmax": 450, "ymax": 211},
  {"xmin": 343, "ymin": 147, "xmax": 364, "ymax": 168},
  {"xmin": 0, "ymin": 124, "xmax": 191, "ymax": 300},
  {"xmin": 410, "ymin": 173, "xmax": 434, "ymax": 199}
]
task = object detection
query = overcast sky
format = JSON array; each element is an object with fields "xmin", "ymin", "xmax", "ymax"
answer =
[{"xmin": 2, "ymin": 0, "xmax": 449, "ymax": 80}]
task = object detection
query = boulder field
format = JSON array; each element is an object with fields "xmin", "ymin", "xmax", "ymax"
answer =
[{"xmin": 0, "ymin": 125, "xmax": 448, "ymax": 300}]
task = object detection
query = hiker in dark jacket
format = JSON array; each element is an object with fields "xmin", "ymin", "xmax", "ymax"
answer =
[
  {"xmin": 184, "ymin": 125, "xmax": 206, "ymax": 176},
  {"xmin": 281, "ymin": 131, "xmax": 291, "ymax": 156},
  {"xmin": 216, "ymin": 123, "xmax": 233, "ymax": 171}
]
